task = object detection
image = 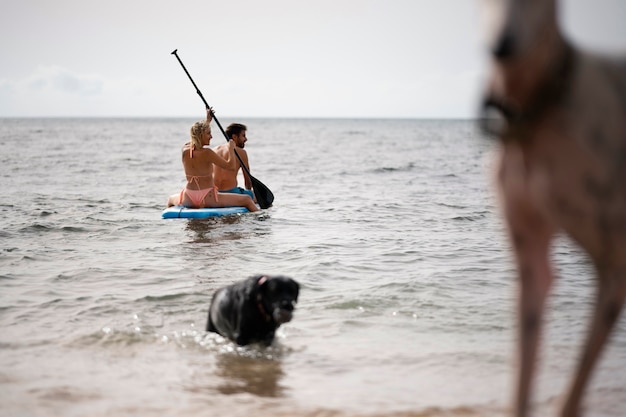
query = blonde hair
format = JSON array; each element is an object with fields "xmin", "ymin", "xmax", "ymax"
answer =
[{"xmin": 189, "ymin": 121, "xmax": 209, "ymax": 151}]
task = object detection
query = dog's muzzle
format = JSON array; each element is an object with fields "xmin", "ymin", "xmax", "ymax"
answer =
[
  {"xmin": 272, "ymin": 300, "xmax": 296, "ymax": 324},
  {"xmin": 480, "ymin": 94, "xmax": 519, "ymax": 139}
]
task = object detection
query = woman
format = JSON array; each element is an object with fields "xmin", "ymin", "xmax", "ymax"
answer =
[{"xmin": 167, "ymin": 110, "xmax": 259, "ymax": 212}]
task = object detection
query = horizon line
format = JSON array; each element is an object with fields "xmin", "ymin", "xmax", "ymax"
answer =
[{"xmin": 0, "ymin": 115, "xmax": 480, "ymax": 121}]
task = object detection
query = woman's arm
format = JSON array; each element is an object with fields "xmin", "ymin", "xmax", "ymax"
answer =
[{"xmin": 207, "ymin": 140, "xmax": 238, "ymax": 171}]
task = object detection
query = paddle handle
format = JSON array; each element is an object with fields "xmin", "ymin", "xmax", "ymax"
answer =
[{"xmin": 170, "ymin": 49, "xmax": 230, "ymax": 144}]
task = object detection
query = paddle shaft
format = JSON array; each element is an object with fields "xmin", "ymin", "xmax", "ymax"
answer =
[{"xmin": 171, "ymin": 50, "xmax": 248, "ymax": 170}]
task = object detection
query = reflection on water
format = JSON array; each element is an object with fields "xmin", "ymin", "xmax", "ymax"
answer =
[
  {"xmin": 215, "ymin": 352, "xmax": 286, "ymax": 398},
  {"xmin": 188, "ymin": 335, "xmax": 289, "ymax": 400},
  {"xmin": 184, "ymin": 215, "xmax": 259, "ymax": 244}
]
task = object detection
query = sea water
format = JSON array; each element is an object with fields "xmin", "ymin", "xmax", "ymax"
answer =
[{"xmin": 1, "ymin": 117, "xmax": 625, "ymax": 417}]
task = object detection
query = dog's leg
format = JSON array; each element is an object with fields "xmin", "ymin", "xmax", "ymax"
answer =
[
  {"xmin": 498, "ymin": 148, "xmax": 556, "ymax": 417},
  {"xmin": 561, "ymin": 267, "xmax": 626, "ymax": 417},
  {"xmin": 511, "ymin": 226, "xmax": 554, "ymax": 417}
]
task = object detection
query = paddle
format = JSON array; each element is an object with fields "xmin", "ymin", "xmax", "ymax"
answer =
[{"xmin": 171, "ymin": 49, "xmax": 274, "ymax": 209}]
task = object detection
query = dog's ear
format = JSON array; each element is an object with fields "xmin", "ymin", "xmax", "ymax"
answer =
[
  {"xmin": 257, "ymin": 275, "xmax": 269, "ymax": 291},
  {"xmin": 255, "ymin": 275, "xmax": 272, "ymax": 300},
  {"xmin": 243, "ymin": 275, "xmax": 266, "ymax": 300}
]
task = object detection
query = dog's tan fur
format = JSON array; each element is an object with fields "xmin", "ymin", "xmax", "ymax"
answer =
[{"xmin": 481, "ymin": 1, "xmax": 626, "ymax": 416}]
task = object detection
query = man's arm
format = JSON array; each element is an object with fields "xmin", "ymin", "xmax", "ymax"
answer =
[{"xmin": 239, "ymin": 149, "xmax": 252, "ymax": 190}]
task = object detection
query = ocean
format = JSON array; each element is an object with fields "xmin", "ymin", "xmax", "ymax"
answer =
[{"xmin": 1, "ymin": 117, "xmax": 624, "ymax": 417}]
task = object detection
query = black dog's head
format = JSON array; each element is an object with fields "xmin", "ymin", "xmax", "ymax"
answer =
[{"xmin": 256, "ymin": 275, "xmax": 299, "ymax": 325}]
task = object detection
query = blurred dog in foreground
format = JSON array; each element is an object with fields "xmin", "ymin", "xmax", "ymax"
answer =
[
  {"xmin": 480, "ymin": 0, "xmax": 626, "ymax": 416},
  {"xmin": 207, "ymin": 275, "xmax": 299, "ymax": 346}
]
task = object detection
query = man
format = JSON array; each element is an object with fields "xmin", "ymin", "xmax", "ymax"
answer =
[{"xmin": 212, "ymin": 123, "xmax": 255, "ymax": 200}]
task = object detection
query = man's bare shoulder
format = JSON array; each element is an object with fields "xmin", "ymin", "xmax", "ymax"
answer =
[{"xmin": 213, "ymin": 143, "xmax": 229, "ymax": 155}]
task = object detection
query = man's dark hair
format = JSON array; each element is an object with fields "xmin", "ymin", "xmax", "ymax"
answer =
[{"xmin": 226, "ymin": 123, "xmax": 247, "ymax": 139}]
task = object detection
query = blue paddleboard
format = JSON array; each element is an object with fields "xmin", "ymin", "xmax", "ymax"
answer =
[{"xmin": 162, "ymin": 205, "xmax": 250, "ymax": 219}]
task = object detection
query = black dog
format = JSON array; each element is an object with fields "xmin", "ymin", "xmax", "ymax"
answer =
[{"xmin": 206, "ymin": 275, "xmax": 299, "ymax": 346}]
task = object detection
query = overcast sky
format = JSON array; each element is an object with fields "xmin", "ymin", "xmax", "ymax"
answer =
[{"xmin": 1, "ymin": 0, "xmax": 624, "ymax": 119}]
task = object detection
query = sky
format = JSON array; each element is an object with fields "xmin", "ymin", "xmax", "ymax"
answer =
[{"xmin": 0, "ymin": 0, "xmax": 625, "ymax": 119}]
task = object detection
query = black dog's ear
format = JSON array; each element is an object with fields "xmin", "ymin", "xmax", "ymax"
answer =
[
  {"xmin": 255, "ymin": 275, "xmax": 273, "ymax": 299},
  {"xmin": 257, "ymin": 275, "xmax": 269, "ymax": 288},
  {"xmin": 243, "ymin": 275, "xmax": 267, "ymax": 301}
]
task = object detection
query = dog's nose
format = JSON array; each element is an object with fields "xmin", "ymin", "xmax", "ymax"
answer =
[
  {"xmin": 493, "ymin": 32, "xmax": 515, "ymax": 59},
  {"xmin": 280, "ymin": 300, "xmax": 295, "ymax": 311}
]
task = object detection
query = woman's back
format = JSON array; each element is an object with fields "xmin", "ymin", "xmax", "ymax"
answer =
[{"xmin": 181, "ymin": 144, "xmax": 216, "ymax": 190}]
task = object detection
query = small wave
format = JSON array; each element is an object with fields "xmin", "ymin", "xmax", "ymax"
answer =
[
  {"xmin": 28, "ymin": 386, "xmax": 101, "ymax": 403},
  {"xmin": 371, "ymin": 162, "xmax": 415, "ymax": 174},
  {"xmin": 196, "ymin": 332, "xmax": 292, "ymax": 360},
  {"xmin": 362, "ymin": 404, "xmax": 505, "ymax": 417},
  {"xmin": 125, "ymin": 201, "xmax": 166, "ymax": 210},
  {"xmin": 19, "ymin": 224, "xmax": 52, "ymax": 233},
  {"xmin": 438, "ymin": 172, "xmax": 459, "ymax": 178},
  {"xmin": 138, "ymin": 292, "xmax": 192, "ymax": 303},
  {"xmin": 451, "ymin": 213, "xmax": 487, "ymax": 222},
  {"xmin": 74, "ymin": 328, "xmax": 153, "ymax": 347},
  {"xmin": 0, "ymin": 274, "xmax": 19, "ymax": 280},
  {"xmin": 61, "ymin": 226, "xmax": 88, "ymax": 233},
  {"xmin": 436, "ymin": 202, "xmax": 467, "ymax": 210},
  {"xmin": 17, "ymin": 223, "xmax": 90, "ymax": 234},
  {"xmin": 327, "ymin": 299, "xmax": 369, "ymax": 311}
]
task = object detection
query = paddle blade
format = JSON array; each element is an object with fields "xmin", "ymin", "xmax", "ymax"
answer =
[{"xmin": 251, "ymin": 175, "xmax": 274, "ymax": 209}]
